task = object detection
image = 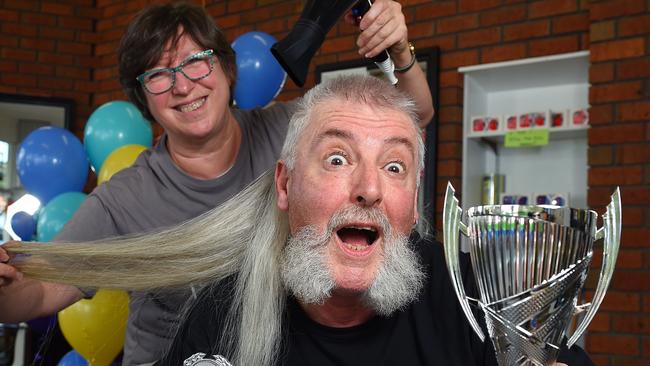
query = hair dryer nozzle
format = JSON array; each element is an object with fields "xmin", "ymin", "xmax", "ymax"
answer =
[
  {"xmin": 270, "ymin": 20, "xmax": 324, "ymax": 87},
  {"xmin": 271, "ymin": 0, "xmax": 359, "ymax": 87}
]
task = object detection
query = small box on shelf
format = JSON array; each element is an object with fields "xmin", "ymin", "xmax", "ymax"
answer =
[
  {"xmin": 549, "ymin": 109, "xmax": 568, "ymax": 129},
  {"xmin": 470, "ymin": 116, "xmax": 501, "ymax": 136},
  {"xmin": 519, "ymin": 112, "xmax": 547, "ymax": 129},
  {"xmin": 500, "ymin": 193, "xmax": 531, "ymax": 205},
  {"xmin": 533, "ymin": 192, "xmax": 569, "ymax": 207},
  {"xmin": 571, "ymin": 108, "xmax": 589, "ymax": 127},
  {"xmin": 505, "ymin": 115, "xmax": 518, "ymax": 131}
]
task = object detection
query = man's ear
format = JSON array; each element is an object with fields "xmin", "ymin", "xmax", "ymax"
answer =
[{"xmin": 275, "ymin": 160, "xmax": 290, "ymax": 211}]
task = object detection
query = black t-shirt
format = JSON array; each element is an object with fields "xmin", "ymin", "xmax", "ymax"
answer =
[{"xmin": 159, "ymin": 237, "xmax": 594, "ymax": 365}]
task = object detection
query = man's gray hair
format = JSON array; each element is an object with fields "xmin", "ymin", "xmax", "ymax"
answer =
[{"xmin": 6, "ymin": 75, "xmax": 425, "ymax": 366}]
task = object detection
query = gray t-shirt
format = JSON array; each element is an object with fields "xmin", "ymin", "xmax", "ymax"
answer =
[{"xmin": 55, "ymin": 102, "xmax": 295, "ymax": 365}]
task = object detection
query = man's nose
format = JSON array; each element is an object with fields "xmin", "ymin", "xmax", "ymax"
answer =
[{"xmin": 351, "ymin": 162, "xmax": 382, "ymax": 207}]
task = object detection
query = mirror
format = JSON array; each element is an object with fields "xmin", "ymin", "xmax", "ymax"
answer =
[{"xmin": 0, "ymin": 93, "xmax": 74, "ymax": 241}]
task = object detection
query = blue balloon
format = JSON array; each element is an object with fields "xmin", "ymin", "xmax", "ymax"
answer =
[
  {"xmin": 37, "ymin": 192, "xmax": 87, "ymax": 242},
  {"xmin": 232, "ymin": 31, "xmax": 286, "ymax": 109},
  {"xmin": 84, "ymin": 101, "xmax": 152, "ymax": 173},
  {"xmin": 11, "ymin": 211, "xmax": 36, "ymax": 241},
  {"xmin": 58, "ymin": 350, "xmax": 88, "ymax": 366},
  {"xmin": 16, "ymin": 126, "xmax": 89, "ymax": 204}
]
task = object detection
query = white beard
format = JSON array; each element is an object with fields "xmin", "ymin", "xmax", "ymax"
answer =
[{"xmin": 280, "ymin": 206, "xmax": 425, "ymax": 315}]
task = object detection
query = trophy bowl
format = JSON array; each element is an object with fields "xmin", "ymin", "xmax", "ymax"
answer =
[{"xmin": 443, "ymin": 183, "xmax": 621, "ymax": 366}]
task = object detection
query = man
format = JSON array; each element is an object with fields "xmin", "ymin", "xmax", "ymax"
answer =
[{"xmin": 155, "ymin": 75, "xmax": 593, "ymax": 365}]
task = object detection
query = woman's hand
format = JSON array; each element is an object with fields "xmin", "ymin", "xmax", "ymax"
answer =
[
  {"xmin": 345, "ymin": 0, "xmax": 410, "ymax": 62},
  {"xmin": 0, "ymin": 243, "xmax": 22, "ymax": 287}
]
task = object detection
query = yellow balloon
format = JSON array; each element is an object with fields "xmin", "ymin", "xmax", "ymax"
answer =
[
  {"xmin": 58, "ymin": 289, "xmax": 130, "ymax": 366},
  {"xmin": 97, "ymin": 144, "xmax": 147, "ymax": 185}
]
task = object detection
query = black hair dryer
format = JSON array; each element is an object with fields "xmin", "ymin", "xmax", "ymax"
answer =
[{"xmin": 270, "ymin": 0, "xmax": 360, "ymax": 87}]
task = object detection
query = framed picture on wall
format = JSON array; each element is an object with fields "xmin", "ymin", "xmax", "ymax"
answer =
[{"xmin": 315, "ymin": 47, "xmax": 440, "ymax": 233}]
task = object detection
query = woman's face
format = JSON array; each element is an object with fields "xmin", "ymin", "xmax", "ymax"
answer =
[{"xmin": 144, "ymin": 33, "xmax": 232, "ymax": 143}]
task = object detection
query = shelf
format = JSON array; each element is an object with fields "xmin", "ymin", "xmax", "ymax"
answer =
[
  {"xmin": 459, "ymin": 51, "xmax": 589, "ymax": 210},
  {"xmin": 467, "ymin": 125, "xmax": 589, "ymax": 144}
]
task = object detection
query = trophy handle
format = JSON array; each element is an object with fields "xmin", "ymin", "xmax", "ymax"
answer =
[
  {"xmin": 567, "ymin": 187, "xmax": 622, "ymax": 347},
  {"xmin": 443, "ymin": 182, "xmax": 485, "ymax": 341}
]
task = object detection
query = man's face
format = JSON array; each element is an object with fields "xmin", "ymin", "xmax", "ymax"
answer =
[{"xmin": 275, "ymin": 100, "xmax": 420, "ymax": 293}]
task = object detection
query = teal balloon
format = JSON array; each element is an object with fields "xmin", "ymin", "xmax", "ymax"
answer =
[
  {"xmin": 84, "ymin": 101, "xmax": 152, "ymax": 173},
  {"xmin": 37, "ymin": 192, "xmax": 87, "ymax": 242}
]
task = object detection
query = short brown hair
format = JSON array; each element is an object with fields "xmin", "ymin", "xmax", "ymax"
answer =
[{"xmin": 118, "ymin": 2, "xmax": 237, "ymax": 121}]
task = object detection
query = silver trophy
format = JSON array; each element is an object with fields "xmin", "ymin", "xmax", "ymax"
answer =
[{"xmin": 443, "ymin": 183, "xmax": 621, "ymax": 366}]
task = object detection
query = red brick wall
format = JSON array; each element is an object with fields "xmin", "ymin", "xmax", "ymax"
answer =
[
  {"xmin": 585, "ymin": 1, "xmax": 650, "ymax": 364},
  {"xmin": 1, "ymin": 0, "xmax": 648, "ymax": 364},
  {"xmin": 0, "ymin": 0, "xmax": 97, "ymax": 136}
]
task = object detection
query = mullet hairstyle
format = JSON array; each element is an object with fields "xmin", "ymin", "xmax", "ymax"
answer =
[
  {"xmin": 6, "ymin": 75, "xmax": 425, "ymax": 366},
  {"xmin": 119, "ymin": 1, "xmax": 237, "ymax": 121}
]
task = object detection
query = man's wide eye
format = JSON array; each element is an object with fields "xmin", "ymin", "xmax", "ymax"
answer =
[
  {"xmin": 385, "ymin": 162, "xmax": 405, "ymax": 173},
  {"xmin": 326, "ymin": 154, "xmax": 348, "ymax": 166}
]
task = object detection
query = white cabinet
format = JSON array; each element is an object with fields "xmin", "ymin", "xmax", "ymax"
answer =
[{"xmin": 458, "ymin": 51, "xmax": 590, "ymax": 209}]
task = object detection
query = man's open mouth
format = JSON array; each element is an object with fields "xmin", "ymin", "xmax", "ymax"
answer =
[{"xmin": 336, "ymin": 225, "xmax": 379, "ymax": 251}]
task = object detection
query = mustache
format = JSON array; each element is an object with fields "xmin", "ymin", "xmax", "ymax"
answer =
[{"xmin": 327, "ymin": 206, "xmax": 392, "ymax": 240}]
